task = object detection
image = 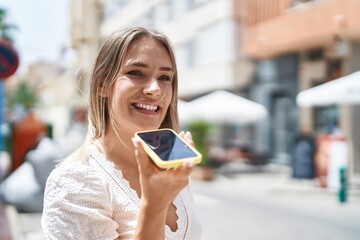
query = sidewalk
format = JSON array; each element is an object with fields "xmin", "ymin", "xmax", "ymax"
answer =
[
  {"xmin": 192, "ymin": 163, "xmax": 360, "ymax": 240},
  {"xmin": 3, "ymin": 162, "xmax": 360, "ymax": 240},
  {"xmin": 213, "ymin": 162, "xmax": 360, "ymax": 204}
]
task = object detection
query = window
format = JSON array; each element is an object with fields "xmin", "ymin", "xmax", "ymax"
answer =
[
  {"xmin": 186, "ymin": 0, "xmax": 209, "ymax": 10},
  {"xmin": 192, "ymin": 20, "xmax": 236, "ymax": 66}
]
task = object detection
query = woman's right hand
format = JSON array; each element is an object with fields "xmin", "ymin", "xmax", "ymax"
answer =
[
  {"xmin": 132, "ymin": 131, "xmax": 195, "ymax": 209},
  {"xmin": 132, "ymin": 131, "xmax": 195, "ymax": 239}
]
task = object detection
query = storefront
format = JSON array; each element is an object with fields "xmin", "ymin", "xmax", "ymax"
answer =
[{"xmin": 250, "ymin": 54, "xmax": 299, "ymax": 164}]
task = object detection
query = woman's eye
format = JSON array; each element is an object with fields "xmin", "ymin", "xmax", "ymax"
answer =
[
  {"xmin": 159, "ymin": 75, "xmax": 171, "ymax": 81},
  {"xmin": 127, "ymin": 70, "xmax": 143, "ymax": 77}
]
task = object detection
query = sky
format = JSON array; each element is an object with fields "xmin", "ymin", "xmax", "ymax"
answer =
[{"xmin": 0, "ymin": 0, "xmax": 70, "ymax": 72}]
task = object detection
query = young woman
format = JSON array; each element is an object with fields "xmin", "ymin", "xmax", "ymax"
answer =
[{"xmin": 41, "ymin": 27, "xmax": 202, "ymax": 240}]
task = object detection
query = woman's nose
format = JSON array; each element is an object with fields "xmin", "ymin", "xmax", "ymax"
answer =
[{"xmin": 143, "ymin": 79, "xmax": 161, "ymax": 97}]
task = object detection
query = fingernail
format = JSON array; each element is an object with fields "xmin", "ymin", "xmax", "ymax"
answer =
[{"xmin": 185, "ymin": 131, "xmax": 192, "ymax": 139}]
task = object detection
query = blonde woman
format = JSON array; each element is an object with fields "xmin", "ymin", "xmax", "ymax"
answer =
[{"xmin": 41, "ymin": 27, "xmax": 202, "ymax": 240}]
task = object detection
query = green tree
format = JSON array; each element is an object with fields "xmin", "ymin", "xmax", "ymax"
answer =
[
  {"xmin": 8, "ymin": 82, "xmax": 39, "ymax": 111},
  {"xmin": 0, "ymin": 8, "xmax": 17, "ymax": 42}
]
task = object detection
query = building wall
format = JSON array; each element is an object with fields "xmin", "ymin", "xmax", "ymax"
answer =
[
  {"xmin": 242, "ymin": 0, "xmax": 360, "ymax": 59},
  {"xmin": 70, "ymin": 0, "xmax": 103, "ymax": 95},
  {"xmin": 251, "ymin": 54, "xmax": 299, "ymax": 162},
  {"xmin": 345, "ymin": 42, "xmax": 360, "ymax": 174},
  {"xmin": 100, "ymin": 0, "xmax": 254, "ymax": 98},
  {"xmin": 298, "ymin": 54, "xmax": 326, "ymax": 130},
  {"xmin": 239, "ymin": 0, "xmax": 360, "ymax": 173},
  {"xmin": 297, "ymin": 42, "xmax": 360, "ymax": 174},
  {"xmin": 70, "ymin": 0, "xmax": 360, "ymax": 171}
]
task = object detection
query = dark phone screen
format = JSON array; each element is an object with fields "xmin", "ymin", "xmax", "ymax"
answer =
[{"xmin": 137, "ymin": 130, "xmax": 198, "ymax": 161}]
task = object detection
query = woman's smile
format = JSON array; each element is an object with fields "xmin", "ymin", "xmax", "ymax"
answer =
[{"xmin": 130, "ymin": 102, "xmax": 161, "ymax": 114}]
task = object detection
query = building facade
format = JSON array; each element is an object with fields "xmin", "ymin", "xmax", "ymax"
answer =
[
  {"xmin": 99, "ymin": 0, "xmax": 257, "ymax": 149},
  {"xmin": 69, "ymin": 0, "xmax": 103, "ymax": 95},
  {"xmin": 241, "ymin": 0, "xmax": 360, "ymax": 173},
  {"xmin": 69, "ymin": 0, "xmax": 360, "ymax": 175},
  {"xmin": 101, "ymin": 0, "xmax": 254, "ymax": 99}
]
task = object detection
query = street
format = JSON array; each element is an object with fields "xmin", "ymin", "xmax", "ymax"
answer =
[
  {"xmin": 4, "ymin": 165, "xmax": 360, "ymax": 240},
  {"xmin": 191, "ymin": 170, "xmax": 360, "ymax": 240}
]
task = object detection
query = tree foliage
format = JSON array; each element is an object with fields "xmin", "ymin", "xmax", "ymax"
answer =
[
  {"xmin": 188, "ymin": 120, "xmax": 213, "ymax": 167},
  {"xmin": 7, "ymin": 82, "xmax": 39, "ymax": 111},
  {"xmin": 0, "ymin": 8, "xmax": 17, "ymax": 42}
]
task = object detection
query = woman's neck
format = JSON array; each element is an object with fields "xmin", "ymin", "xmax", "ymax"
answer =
[
  {"xmin": 97, "ymin": 130, "xmax": 141, "ymax": 197},
  {"xmin": 100, "ymin": 129, "xmax": 138, "ymax": 169}
]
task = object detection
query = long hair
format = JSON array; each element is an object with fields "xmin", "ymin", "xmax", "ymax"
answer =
[{"xmin": 64, "ymin": 27, "xmax": 179, "ymax": 163}]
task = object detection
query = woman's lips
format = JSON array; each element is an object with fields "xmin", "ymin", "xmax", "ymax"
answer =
[{"xmin": 131, "ymin": 102, "xmax": 160, "ymax": 113}]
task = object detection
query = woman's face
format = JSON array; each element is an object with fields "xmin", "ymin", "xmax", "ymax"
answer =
[{"xmin": 109, "ymin": 37, "xmax": 174, "ymax": 135}]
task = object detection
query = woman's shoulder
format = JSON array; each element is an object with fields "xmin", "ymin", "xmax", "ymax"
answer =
[
  {"xmin": 46, "ymin": 160, "xmax": 92, "ymax": 190},
  {"xmin": 48, "ymin": 144, "xmax": 104, "ymax": 179},
  {"xmin": 44, "ymin": 160, "xmax": 114, "ymax": 209},
  {"xmin": 46, "ymin": 149, "xmax": 108, "ymax": 189},
  {"xmin": 48, "ymin": 159, "xmax": 89, "ymax": 178},
  {"xmin": 45, "ymin": 143, "xmax": 120, "ymax": 193}
]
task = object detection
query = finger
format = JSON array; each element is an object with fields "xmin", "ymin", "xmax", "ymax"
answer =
[
  {"xmin": 131, "ymin": 137, "xmax": 141, "ymax": 167},
  {"xmin": 178, "ymin": 131, "xmax": 185, "ymax": 139},
  {"xmin": 185, "ymin": 131, "xmax": 193, "ymax": 140},
  {"xmin": 184, "ymin": 131, "xmax": 195, "ymax": 148},
  {"xmin": 165, "ymin": 160, "xmax": 194, "ymax": 185},
  {"xmin": 132, "ymin": 138, "xmax": 152, "ymax": 175},
  {"xmin": 178, "ymin": 131, "xmax": 194, "ymax": 147},
  {"xmin": 180, "ymin": 159, "xmax": 195, "ymax": 175}
]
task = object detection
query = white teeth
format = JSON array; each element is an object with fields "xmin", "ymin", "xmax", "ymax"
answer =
[{"xmin": 134, "ymin": 103, "xmax": 158, "ymax": 111}]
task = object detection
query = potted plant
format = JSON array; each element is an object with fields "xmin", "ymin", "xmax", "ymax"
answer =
[
  {"xmin": 187, "ymin": 120, "xmax": 215, "ymax": 181},
  {"xmin": 6, "ymin": 82, "xmax": 49, "ymax": 171}
]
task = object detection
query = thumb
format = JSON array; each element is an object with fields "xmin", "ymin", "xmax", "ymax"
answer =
[{"xmin": 132, "ymin": 137, "xmax": 154, "ymax": 175}]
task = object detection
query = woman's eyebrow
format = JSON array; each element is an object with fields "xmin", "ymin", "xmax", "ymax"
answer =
[
  {"xmin": 160, "ymin": 66, "xmax": 173, "ymax": 72},
  {"xmin": 129, "ymin": 62, "xmax": 148, "ymax": 68},
  {"xmin": 129, "ymin": 62, "xmax": 173, "ymax": 72}
]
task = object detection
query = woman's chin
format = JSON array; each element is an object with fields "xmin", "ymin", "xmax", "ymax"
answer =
[{"xmin": 133, "ymin": 122, "xmax": 162, "ymax": 132}]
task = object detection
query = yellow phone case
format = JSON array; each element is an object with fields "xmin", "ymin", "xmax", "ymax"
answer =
[{"xmin": 135, "ymin": 128, "xmax": 202, "ymax": 169}]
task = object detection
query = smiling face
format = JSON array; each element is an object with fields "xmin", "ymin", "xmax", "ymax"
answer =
[
  {"xmin": 108, "ymin": 37, "xmax": 174, "ymax": 136},
  {"xmin": 89, "ymin": 28, "xmax": 179, "ymax": 141}
]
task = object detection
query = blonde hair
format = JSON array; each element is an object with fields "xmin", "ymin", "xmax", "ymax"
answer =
[{"xmin": 64, "ymin": 27, "xmax": 179, "ymax": 164}]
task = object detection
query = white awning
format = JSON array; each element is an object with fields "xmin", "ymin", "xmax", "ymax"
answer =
[
  {"xmin": 177, "ymin": 99, "xmax": 194, "ymax": 124},
  {"xmin": 297, "ymin": 71, "xmax": 360, "ymax": 107},
  {"xmin": 178, "ymin": 90, "xmax": 267, "ymax": 125}
]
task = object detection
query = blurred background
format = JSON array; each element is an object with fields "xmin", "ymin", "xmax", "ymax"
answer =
[{"xmin": 0, "ymin": 0, "xmax": 360, "ymax": 239}]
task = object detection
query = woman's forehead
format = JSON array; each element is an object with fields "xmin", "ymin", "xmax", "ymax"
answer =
[{"xmin": 124, "ymin": 37, "xmax": 173, "ymax": 67}]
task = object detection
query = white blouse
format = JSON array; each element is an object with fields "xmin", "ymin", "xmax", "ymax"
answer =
[{"xmin": 41, "ymin": 145, "xmax": 202, "ymax": 240}]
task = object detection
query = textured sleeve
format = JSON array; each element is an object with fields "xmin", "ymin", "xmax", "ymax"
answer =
[{"xmin": 41, "ymin": 164, "xmax": 119, "ymax": 240}]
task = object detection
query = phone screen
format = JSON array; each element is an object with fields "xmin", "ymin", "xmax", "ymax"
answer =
[{"xmin": 137, "ymin": 129, "xmax": 198, "ymax": 161}]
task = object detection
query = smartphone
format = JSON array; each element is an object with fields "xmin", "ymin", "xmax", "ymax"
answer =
[{"xmin": 134, "ymin": 128, "xmax": 202, "ymax": 169}]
